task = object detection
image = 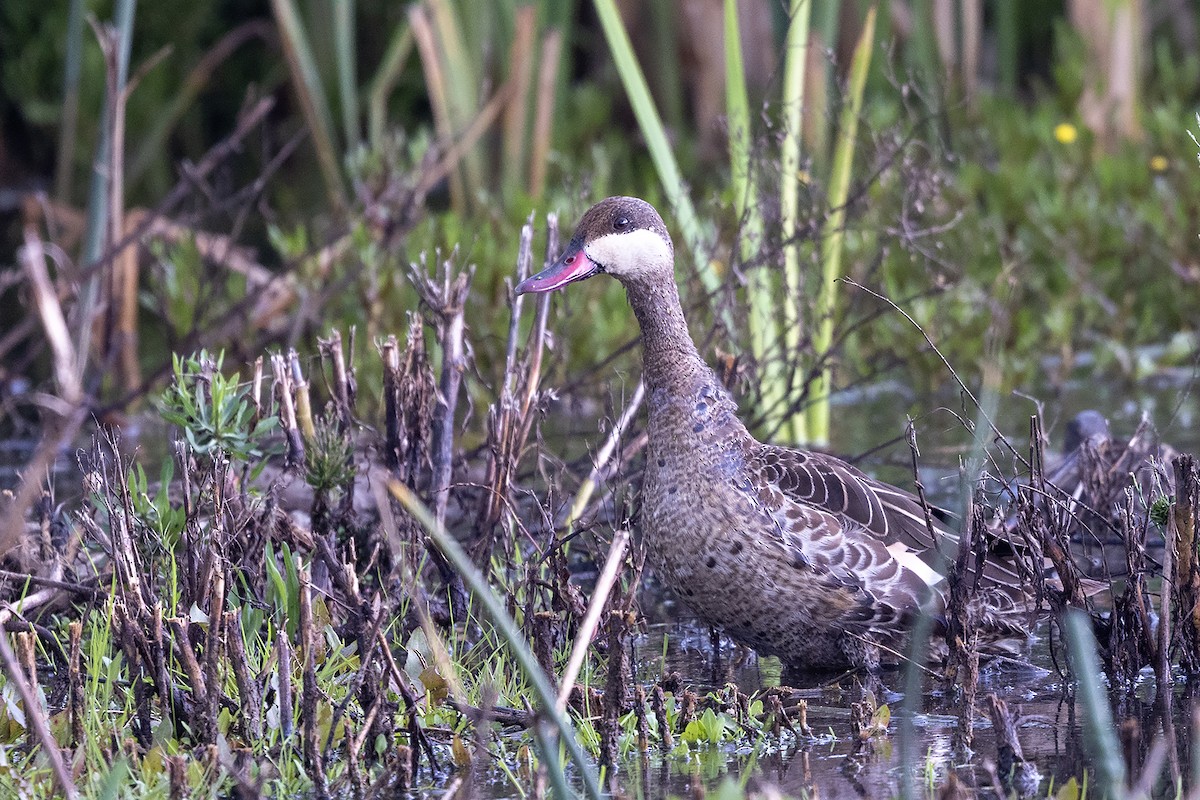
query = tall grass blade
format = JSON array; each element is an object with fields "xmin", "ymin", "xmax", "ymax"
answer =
[
  {"xmin": 591, "ymin": 0, "xmax": 709, "ymax": 285},
  {"xmin": 368, "ymin": 23, "xmax": 413, "ymax": 149},
  {"xmin": 726, "ymin": 0, "xmax": 780, "ymax": 432},
  {"xmin": 961, "ymin": 0, "xmax": 981, "ymax": 102},
  {"xmin": 529, "ymin": 28, "xmax": 563, "ymax": 200},
  {"xmin": 779, "ymin": 0, "xmax": 813, "ymax": 444},
  {"xmin": 54, "ymin": 0, "xmax": 86, "ymax": 204},
  {"xmin": 76, "ymin": 0, "xmax": 137, "ymax": 386},
  {"xmin": 334, "ymin": 0, "xmax": 360, "ymax": 150},
  {"xmin": 428, "ymin": 0, "xmax": 483, "ymax": 199},
  {"xmin": 501, "ymin": 5, "xmax": 537, "ymax": 196},
  {"xmin": 932, "ymin": 0, "xmax": 956, "ymax": 84},
  {"xmin": 409, "ymin": 5, "xmax": 466, "ymax": 210},
  {"xmin": 897, "ymin": 596, "xmax": 937, "ymax": 800},
  {"xmin": 812, "ymin": 0, "xmax": 839, "ymax": 160},
  {"xmin": 533, "ymin": 720, "xmax": 581, "ymax": 800},
  {"xmin": 541, "ymin": 0, "xmax": 579, "ymax": 124},
  {"xmin": 388, "ymin": 481, "xmax": 602, "ymax": 800},
  {"xmin": 995, "ymin": 0, "xmax": 1018, "ymax": 94},
  {"xmin": 909, "ymin": 0, "xmax": 941, "ymax": 85},
  {"xmin": 269, "ymin": 0, "xmax": 347, "ymax": 212},
  {"xmin": 648, "ymin": 0, "xmax": 685, "ymax": 131},
  {"xmin": 724, "ymin": 0, "xmax": 758, "ymax": 264},
  {"xmin": 1063, "ymin": 609, "xmax": 1127, "ymax": 792},
  {"xmin": 808, "ymin": 5, "xmax": 874, "ymax": 447}
]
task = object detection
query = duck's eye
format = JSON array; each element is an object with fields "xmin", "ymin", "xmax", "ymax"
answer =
[{"xmin": 614, "ymin": 216, "xmax": 630, "ymax": 230}]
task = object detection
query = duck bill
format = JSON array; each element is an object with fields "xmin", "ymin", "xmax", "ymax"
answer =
[{"xmin": 515, "ymin": 243, "xmax": 599, "ymax": 294}]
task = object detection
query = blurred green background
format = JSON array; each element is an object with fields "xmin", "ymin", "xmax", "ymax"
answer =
[{"xmin": 1, "ymin": 0, "xmax": 1198, "ymax": 443}]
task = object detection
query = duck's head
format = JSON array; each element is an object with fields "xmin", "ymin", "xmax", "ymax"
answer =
[{"xmin": 515, "ymin": 197, "xmax": 674, "ymax": 294}]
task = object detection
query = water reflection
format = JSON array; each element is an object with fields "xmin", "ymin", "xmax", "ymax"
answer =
[{"xmin": 626, "ymin": 614, "xmax": 1169, "ymax": 798}]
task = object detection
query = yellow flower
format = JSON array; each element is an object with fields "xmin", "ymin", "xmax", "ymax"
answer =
[
  {"xmin": 1054, "ymin": 123, "xmax": 1078, "ymax": 144},
  {"xmin": 1150, "ymin": 155, "xmax": 1169, "ymax": 172}
]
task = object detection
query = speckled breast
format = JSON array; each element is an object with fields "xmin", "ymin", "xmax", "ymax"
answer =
[{"xmin": 638, "ymin": 383, "xmax": 870, "ymax": 670}]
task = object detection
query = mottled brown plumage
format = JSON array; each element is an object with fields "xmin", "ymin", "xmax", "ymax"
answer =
[{"xmin": 517, "ymin": 197, "xmax": 1031, "ymax": 669}]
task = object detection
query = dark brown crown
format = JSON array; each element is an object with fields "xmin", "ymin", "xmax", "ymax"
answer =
[{"xmin": 570, "ymin": 196, "xmax": 672, "ymax": 253}]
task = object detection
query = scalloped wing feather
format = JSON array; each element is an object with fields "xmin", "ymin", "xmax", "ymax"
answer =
[{"xmin": 746, "ymin": 442, "xmax": 1033, "ymax": 632}]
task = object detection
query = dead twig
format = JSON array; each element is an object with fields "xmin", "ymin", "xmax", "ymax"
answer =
[
  {"xmin": 555, "ymin": 530, "xmax": 630, "ymax": 712},
  {"xmin": 0, "ymin": 630, "xmax": 78, "ymax": 799}
]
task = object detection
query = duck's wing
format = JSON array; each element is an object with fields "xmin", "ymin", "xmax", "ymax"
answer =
[
  {"xmin": 750, "ymin": 444, "xmax": 1037, "ymax": 615},
  {"xmin": 744, "ymin": 444, "xmax": 951, "ymax": 629},
  {"xmin": 750, "ymin": 444, "xmax": 954, "ymax": 555}
]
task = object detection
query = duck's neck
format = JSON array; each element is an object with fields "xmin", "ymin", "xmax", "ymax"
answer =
[{"xmin": 623, "ymin": 273, "xmax": 710, "ymax": 395}]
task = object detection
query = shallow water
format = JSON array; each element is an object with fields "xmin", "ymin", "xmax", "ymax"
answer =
[
  {"xmin": 624, "ymin": 611, "xmax": 1098, "ymax": 798},
  {"xmin": 3, "ymin": 357, "xmax": 1198, "ymax": 797},
  {"xmin": 609, "ymin": 365, "xmax": 1200, "ymax": 798},
  {"xmin": 828, "ymin": 366, "xmax": 1200, "ymax": 499}
]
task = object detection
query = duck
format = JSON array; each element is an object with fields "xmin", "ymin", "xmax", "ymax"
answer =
[{"xmin": 516, "ymin": 196, "xmax": 1031, "ymax": 670}]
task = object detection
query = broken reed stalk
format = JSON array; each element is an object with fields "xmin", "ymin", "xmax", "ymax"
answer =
[
  {"xmin": 1024, "ymin": 413, "xmax": 1087, "ymax": 607},
  {"xmin": 1172, "ymin": 455, "xmax": 1200, "ymax": 679},
  {"xmin": 555, "ymin": 530, "xmax": 630, "ymax": 712},
  {"xmin": 272, "ymin": 353, "xmax": 306, "ymax": 469},
  {"xmin": 985, "ymin": 694, "xmax": 1041, "ymax": 797},
  {"xmin": 289, "ymin": 349, "xmax": 317, "ymax": 443},
  {"xmin": 388, "ymin": 481, "xmax": 603, "ymax": 800},
  {"xmin": 299, "ymin": 565, "xmax": 328, "ymax": 796},
  {"xmin": 406, "ymin": 253, "xmax": 472, "ymax": 614},
  {"xmin": 20, "ymin": 225, "xmax": 81, "ymax": 405},
  {"xmin": 559, "ymin": 381, "xmax": 645, "ymax": 531},
  {"xmin": 203, "ymin": 571, "xmax": 226, "ymax": 743},
  {"xmin": 251, "ymin": 356, "xmax": 265, "ymax": 422},
  {"xmin": 479, "ymin": 214, "xmax": 537, "ymax": 548},
  {"xmin": 599, "ymin": 608, "xmax": 632, "ymax": 774},
  {"xmin": 1160, "ymin": 481, "xmax": 1177, "ymax": 710},
  {"xmin": 168, "ymin": 617, "xmax": 208, "ymax": 714},
  {"xmin": 276, "ymin": 619, "xmax": 295, "ymax": 740},
  {"xmin": 76, "ymin": 0, "xmax": 135, "ymax": 385},
  {"xmin": 1108, "ymin": 496, "xmax": 1156, "ymax": 689},
  {"xmin": 227, "ymin": 610, "xmax": 263, "ymax": 742},
  {"xmin": 947, "ymin": 495, "xmax": 984, "ymax": 753},
  {"xmin": 408, "ymin": 252, "xmax": 470, "ymax": 532},
  {"xmin": 381, "ymin": 335, "xmax": 403, "ymax": 473},
  {"xmin": 0, "ymin": 630, "xmax": 78, "ymax": 799},
  {"xmin": 514, "ymin": 215, "xmax": 556, "ymax": 435},
  {"xmin": 318, "ymin": 329, "xmax": 357, "ymax": 429}
]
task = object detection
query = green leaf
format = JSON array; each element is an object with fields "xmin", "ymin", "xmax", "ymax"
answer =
[
  {"xmin": 1056, "ymin": 776, "xmax": 1080, "ymax": 800},
  {"xmin": 871, "ymin": 703, "xmax": 891, "ymax": 732}
]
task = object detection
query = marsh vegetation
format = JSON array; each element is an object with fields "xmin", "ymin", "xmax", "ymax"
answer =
[{"xmin": 2, "ymin": 1, "xmax": 1200, "ymax": 798}]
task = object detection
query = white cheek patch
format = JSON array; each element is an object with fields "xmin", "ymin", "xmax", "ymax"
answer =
[{"xmin": 585, "ymin": 229, "xmax": 672, "ymax": 278}]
